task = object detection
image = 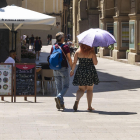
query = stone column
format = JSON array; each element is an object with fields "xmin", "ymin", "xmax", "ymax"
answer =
[
  {"xmin": 128, "ymin": 14, "xmax": 140, "ymax": 64},
  {"xmin": 113, "ymin": 0, "xmax": 130, "ymax": 60},
  {"xmin": 127, "ymin": 0, "xmax": 140, "ymax": 64},
  {"xmin": 100, "ymin": 18, "xmax": 114, "ymax": 57},
  {"xmin": 99, "ymin": 0, "xmax": 115, "ymax": 57},
  {"xmin": 73, "ymin": 0, "xmax": 79, "ymax": 44},
  {"xmin": 113, "ymin": 16, "xmax": 129, "ymax": 60},
  {"xmin": 78, "ymin": 0, "xmax": 88, "ymax": 33}
]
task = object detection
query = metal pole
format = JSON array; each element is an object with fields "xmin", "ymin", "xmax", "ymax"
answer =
[
  {"xmin": 12, "ymin": 23, "xmax": 14, "ymax": 50},
  {"xmin": 15, "ymin": 31, "xmax": 17, "ymax": 51}
]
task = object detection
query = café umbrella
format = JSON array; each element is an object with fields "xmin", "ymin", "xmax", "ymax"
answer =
[
  {"xmin": 77, "ymin": 28, "xmax": 116, "ymax": 47},
  {"xmin": 0, "ymin": 5, "xmax": 56, "ymax": 49}
]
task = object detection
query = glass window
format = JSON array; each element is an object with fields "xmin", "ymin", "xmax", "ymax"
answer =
[
  {"xmin": 106, "ymin": 23, "xmax": 114, "ymax": 35},
  {"xmin": 121, "ymin": 22, "xmax": 129, "ymax": 47},
  {"xmin": 129, "ymin": 21, "xmax": 135, "ymax": 49}
]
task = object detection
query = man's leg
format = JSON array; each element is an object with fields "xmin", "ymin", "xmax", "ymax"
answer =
[
  {"xmin": 53, "ymin": 70, "xmax": 62, "ymax": 109},
  {"xmin": 55, "ymin": 77, "xmax": 62, "ymax": 96},
  {"xmin": 58, "ymin": 68, "xmax": 69, "ymax": 106}
]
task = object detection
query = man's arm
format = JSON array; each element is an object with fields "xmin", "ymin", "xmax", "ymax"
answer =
[{"xmin": 66, "ymin": 53, "xmax": 72, "ymax": 69}]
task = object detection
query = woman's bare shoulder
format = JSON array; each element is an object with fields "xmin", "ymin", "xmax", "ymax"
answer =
[{"xmin": 75, "ymin": 48, "xmax": 80, "ymax": 54}]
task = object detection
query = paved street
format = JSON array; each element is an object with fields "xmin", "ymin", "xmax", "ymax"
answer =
[{"xmin": 0, "ymin": 45, "xmax": 140, "ymax": 140}]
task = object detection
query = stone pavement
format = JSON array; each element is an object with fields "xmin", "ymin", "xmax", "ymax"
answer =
[{"xmin": 0, "ymin": 45, "xmax": 140, "ymax": 140}]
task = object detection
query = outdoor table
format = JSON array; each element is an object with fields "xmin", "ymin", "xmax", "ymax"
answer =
[{"xmin": 39, "ymin": 62, "xmax": 48, "ymax": 65}]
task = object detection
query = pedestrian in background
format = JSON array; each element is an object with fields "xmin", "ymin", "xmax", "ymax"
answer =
[
  {"xmin": 30, "ymin": 34, "xmax": 34, "ymax": 51},
  {"xmin": 70, "ymin": 44, "xmax": 99, "ymax": 111},
  {"xmin": 50, "ymin": 34, "xmax": 52, "ymax": 44},
  {"xmin": 47, "ymin": 34, "xmax": 50, "ymax": 45},
  {"xmin": 39, "ymin": 37, "xmax": 42, "ymax": 57},
  {"xmin": 22, "ymin": 34, "xmax": 26, "ymax": 45},
  {"xmin": 34, "ymin": 36, "xmax": 40, "ymax": 60},
  {"xmin": 50, "ymin": 32, "xmax": 72, "ymax": 109}
]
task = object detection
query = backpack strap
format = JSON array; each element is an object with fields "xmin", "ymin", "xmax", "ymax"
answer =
[
  {"xmin": 58, "ymin": 45, "xmax": 67, "ymax": 59},
  {"xmin": 53, "ymin": 45, "xmax": 56, "ymax": 50}
]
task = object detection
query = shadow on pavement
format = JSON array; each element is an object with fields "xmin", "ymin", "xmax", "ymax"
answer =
[
  {"xmin": 93, "ymin": 110, "xmax": 137, "ymax": 115},
  {"xmin": 61, "ymin": 108, "xmax": 137, "ymax": 115},
  {"xmin": 93, "ymin": 71, "xmax": 140, "ymax": 93}
]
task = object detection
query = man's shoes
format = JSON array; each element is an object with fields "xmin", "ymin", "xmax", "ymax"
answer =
[
  {"xmin": 55, "ymin": 97, "xmax": 61, "ymax": 110},
  {"xmin": 73, "ymin": 101, "xmax": 79, "ymax": 111},
  {"xmin": 60, "ymin": 104, "xmax": 65, "ymax": 109}
]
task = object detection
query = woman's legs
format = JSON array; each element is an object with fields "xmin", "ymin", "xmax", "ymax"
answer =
[
  {"xmin": 73, "ymin": 86, "xmax": 86, "ymax": 110},
  {"xmin": 38, "ymin": 51, "xmax": 40, "ymax": 60},
  {"xmin": 76, "ymin": 86, "xmax": 86, "ymax": 101},
  {"xmin": 36, "ymin": 51, "xmax": 39, "ymax": 60},
  {"xmin": 86, "ymin": 85, "xmax": 94, "ymax": 110}
]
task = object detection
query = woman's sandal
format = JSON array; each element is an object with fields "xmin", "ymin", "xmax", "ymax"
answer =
[
  {"xmin": 73, "ymin": 101, "xmax": 79, "ymax": 111},
  {"xmin": 87, "ymin": 107, "xmax": 95, "ymax": 112}
]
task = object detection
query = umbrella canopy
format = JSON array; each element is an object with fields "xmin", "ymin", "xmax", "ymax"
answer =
[
  {"xmin": 77, "ymin": 28, "xmax": 116, "ymax": 47},
  {"xmin": 0, "ymin": 5, "xmax": 56, "ymax": 31}
]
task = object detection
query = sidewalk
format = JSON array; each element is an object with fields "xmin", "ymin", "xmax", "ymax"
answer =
[{"xmin": 0, "ymin": 45, "xmax": 140, "ymax": 140}]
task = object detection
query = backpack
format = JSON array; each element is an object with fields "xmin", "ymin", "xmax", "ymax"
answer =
[{"xmin": 49, "ymin": 44, "xmax": 65, "ymax": 70}]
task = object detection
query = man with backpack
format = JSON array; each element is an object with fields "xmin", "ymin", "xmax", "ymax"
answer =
[{"xmin": 49, "ymin": 32, "xmax": 72, "ymax": 109}]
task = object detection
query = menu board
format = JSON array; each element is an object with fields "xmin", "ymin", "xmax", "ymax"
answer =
[
  {"xmin": 0, "ymin": 64, "xmax": 13, "ymax": 95},
  {"xmin": 15, "ymin": 64, "xmax": 36, "ymax": 96}
]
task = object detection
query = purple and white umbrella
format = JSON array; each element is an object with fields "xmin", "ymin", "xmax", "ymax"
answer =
[{"xmin": 77, "ymin": 28, "xmax": 116, "ymax": 47}]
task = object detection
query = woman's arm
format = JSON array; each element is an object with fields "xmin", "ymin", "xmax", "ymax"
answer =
[
  {"xmin": 92, "ymin": 48, "xmax": 98, "ymax": 65},
  {"xmin": 70, "ymin": 51, "xmax": 78, "ymax": 76},
  {"xmin": 66, "ymin": 53, "xmax": 72, "ymax": 69}
]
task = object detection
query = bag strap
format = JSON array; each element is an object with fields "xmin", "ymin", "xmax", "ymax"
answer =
[{"xmin": 58, "ymin": 45, "xmax": 67, "ymax": 59}]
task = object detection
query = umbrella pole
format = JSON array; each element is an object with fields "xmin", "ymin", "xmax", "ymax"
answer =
[
  {"xmin": 11, "ymin": 23, "xmax": 14, "ymax": 50},
  {"xmin": 14, "ymin": 31, "xmax": 17, "ymax": 51}
]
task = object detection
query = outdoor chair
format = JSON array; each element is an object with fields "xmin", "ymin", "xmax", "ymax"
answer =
[{"xmin": 41, "ymin": 69, "xmax": 56, "ymax": 95}]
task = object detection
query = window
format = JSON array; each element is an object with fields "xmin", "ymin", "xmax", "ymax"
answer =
[
  {"xmin": 129, "ymin": 21, "xmax": 135, "ymax": 49},
  {"xmin": 121, "ymin": 22, "xmax": 129, "ymax": 47}
]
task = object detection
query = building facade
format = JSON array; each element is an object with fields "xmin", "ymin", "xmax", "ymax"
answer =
[
  {"xmin": 98, "ymin": 0, "xmax": 140, "ymax": 65},
  {"xmin": 21, "ymin": 0, "xmax": 63, "ymax": 44},
  {"xmin": 73, "ymin": 0, "xmax": 140, "ymax": 65}
]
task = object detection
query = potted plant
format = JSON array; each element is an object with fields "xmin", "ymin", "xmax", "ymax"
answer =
[
  {"xmin": 108, "ymin": 45, "xmax": 114, "ymax": 57},
  {"xmin": 126, "ymin": 50, "xmax": 130, "ymax": 59}
]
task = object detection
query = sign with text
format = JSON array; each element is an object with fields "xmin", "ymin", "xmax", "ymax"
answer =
[
  {"xmin": 15, "ymin": 64, "xmax": 36, "ymax": 98},
  {"xmin": 0, "ymin": 64, "xmax": 13, "ymax": 95}
]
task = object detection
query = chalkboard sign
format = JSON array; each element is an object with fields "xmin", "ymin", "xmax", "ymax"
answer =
[
  {"xmin": 0, "ymin": 63, "xmax": 13, "ymax": 102},
  {"xmin": 14, "ymin": 63, "xmax": 36, "ymax": 102}
]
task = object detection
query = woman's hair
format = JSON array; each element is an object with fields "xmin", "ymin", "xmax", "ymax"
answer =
[
  {"xmin": 36, "ymin": 36, "xmax": 39, "ymax": 40},
  {"xmin": 79, "ymin": 44, "xmax": 94, "ymax": 54}
]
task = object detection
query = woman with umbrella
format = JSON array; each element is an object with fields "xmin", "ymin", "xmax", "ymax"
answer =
[
  {"xmin": 70, "ymin": 44, "xmax": 99, "ymax": 111},
  {"xmin": 70, "ymin": 28, "xmax": 116, "ymax": 111}
]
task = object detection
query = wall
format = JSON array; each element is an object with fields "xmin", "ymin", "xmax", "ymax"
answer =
[
  {"xmin": 22, "ymin": 0, "xmax": 63, "ymax": 14},
  {"xmin": 6, "ymin": 0, "xmax": 22, "ymax": 6}
]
